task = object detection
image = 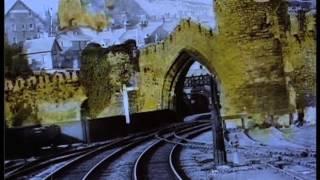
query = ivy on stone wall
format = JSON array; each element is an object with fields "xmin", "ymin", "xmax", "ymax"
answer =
[
  {"xmin": 108, "ymin": 53, "xmax": 134, "ymax": 88},
  {"xmin": 80, "ymin": 47, "xmax": 134, "ymax": 118},
  {"xmin": 6, "ymin": 90, "xmax": 41, "ymax": 127},
  {"xmin": 5, "ymin": 82, "xmax": 83, "ymax": 127}
]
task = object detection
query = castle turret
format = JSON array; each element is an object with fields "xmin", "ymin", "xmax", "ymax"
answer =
[{"xmin": 214, "ymin": 0, "xmax": 290, "ymax": 116}]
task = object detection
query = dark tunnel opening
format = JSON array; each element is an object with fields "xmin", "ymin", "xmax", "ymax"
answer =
[
  {"xmin": 175, "ymin": 61, "xmax": 218, "ymax": 120},
  {"xmin": 163, "ymin": 52, "xmax": 221, "ymax": 122}
]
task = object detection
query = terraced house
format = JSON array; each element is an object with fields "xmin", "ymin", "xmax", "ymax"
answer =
[{"xmin": 4, "ymin": 0, "xmax": 59, "ymax": 45}]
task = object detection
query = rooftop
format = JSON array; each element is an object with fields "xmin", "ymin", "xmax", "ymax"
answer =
[
  {"xmin": 119, "ymin": 22, "xmax": 164, "ymax": 43},
  {"xmin": 5, "ymin": 0, "xmax": 60, "ymax": 19},
  {"xmin": 23, "ymin": 37, "xmax": 58, "ymax": 54}
]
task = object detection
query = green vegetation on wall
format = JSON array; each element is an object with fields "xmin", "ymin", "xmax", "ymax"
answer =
[
  {"xmin": 5, "ymin": 82, "xmax": 84, "ymax": 127},
  {"xmin": 80, "ymin": 47, "xmax": 134, "ymax": 118},
  {"xmin": 284, "ymin": 11, "xmax": 316, "ymax": 109},
  {"xmin": 214, "ymin": 0, "xmax": 290, "ymax": 117}
]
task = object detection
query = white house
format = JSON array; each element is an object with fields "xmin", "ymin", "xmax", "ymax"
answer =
[
  {"xmin": 56, "ymin": 29, "xmax": 94, "ymax": 69},
  {"xmin": 23, "ymin": 37, "xmax": 62, "ymax": 71},
  {"xmin": 5, "ymin": 0, "xmax": 60, "ymax": 44}
]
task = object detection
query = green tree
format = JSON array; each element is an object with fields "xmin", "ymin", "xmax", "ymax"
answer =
[
  {"xmin": 4, "ymin": 38, "xmax": 32, "ymax": 78},
  {"xmin": 58, "ymin": 0, "xmax": 108, "ymax": 31}
]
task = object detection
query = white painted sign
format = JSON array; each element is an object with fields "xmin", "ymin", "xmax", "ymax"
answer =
[
  {"xmin": 122, "ymin": 84, "xmax": 130, "ymax": 124},
  {"xmin": 122, "ymin": 85, "xmax": 138, "ymax": 124}
]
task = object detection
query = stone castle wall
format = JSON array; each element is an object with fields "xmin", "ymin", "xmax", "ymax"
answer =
[
  {"xmin": 5, "ymin": 0, "xmax": 316, "ymax": 126},
  {"xmin": 135, "ymin": 0, "xmax": 315, "ymax": 122},
  {"xmin": 283, "ymin": 9, "xmax": 316, "ymax": 111},
  {"xmin": 213, "ymin": 0, "xmax": 291, "ymax": 118},
  {"xmin": 5, "ymin": 71, "xmax": 80, "ymax": 92},
  {"xmin": 4, "ymin": 71, "xmax": 85, "ymax": 127}
]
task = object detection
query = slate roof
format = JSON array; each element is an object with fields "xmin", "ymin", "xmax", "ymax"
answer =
[
  {"xmin": 56, "ymin": 27, "xmax": 127, "ymax": 50},
  {"xmin": 119, "ymin": 22, "xmax": 163, "ymax": 43},
  {"xmin": 133, "ymin": 0, "xmax": 215, "ymax": 28},
  {"xmin": 161, "ymin": 19, "xmax": 180, "ymax": 33},
  {"xmin": 134, "ymin": 0, "xmax": 212, "ymax": 17},
  {"xmin": 23, "ymin": 37, "xmax": 59, "ymax": 54},
  {"xmin": 56, "ymin": 20, "xmax": 181, "ymax": 49}
]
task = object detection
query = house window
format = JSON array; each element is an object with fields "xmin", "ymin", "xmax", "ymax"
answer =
[
  {"xmin": 12, "ymin": 24, "xmax": 16, "ymax": 31},
  {"xmin": 13, "ymin": 37, "xmax": 17, "ymax": 44},
  {"xmin": 72, "ymin": 41, "xmax": 80, "ymax": 49},
  {"xmin": 66, "ymin": 55, "xmax": 72, "ymax": 59},
  {"xmin": 22, "ymin": 24, "xmax": 25, "ymax": 30},
  {"xmin": 29, "ymin": 24, "xmax": 33, "ymax": 30}
]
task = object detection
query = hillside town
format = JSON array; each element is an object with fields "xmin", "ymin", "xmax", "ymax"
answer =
[{"xmin": 5, "ymin": 0, "xmax": 315, "ymax": 74}]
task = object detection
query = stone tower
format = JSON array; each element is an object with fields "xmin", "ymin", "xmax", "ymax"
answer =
[
  {"xmin": 208, "ymin": 0, "xmax": 292, "ymax": 167},
  {"xmin": 214, "ymin": 0, "xmax": 291, "ymax": 117}
]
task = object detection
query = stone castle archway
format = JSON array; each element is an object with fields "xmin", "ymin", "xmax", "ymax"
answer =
[
  {"xmin": 160, "ymin": 48, "xmax": 221, "ymax": 120},
  {"xmin": 136, "ymin": 18, "xmax": 290, "ymax": 119},
  {"xmin": 160, "ymin": 48, "xmax": 220, "ymax": 111}
]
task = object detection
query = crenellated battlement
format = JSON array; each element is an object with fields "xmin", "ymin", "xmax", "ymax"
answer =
[
  {"xmin": 5, "ymin": 70, "xmax": 80, "ymax": 92},
  {"xmin": 140, "ymin": 19, "xmax": 216, "ymax": 56}
]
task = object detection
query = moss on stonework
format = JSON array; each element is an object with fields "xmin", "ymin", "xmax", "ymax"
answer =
[
  {"xmin": 212, "ymin": 0, "xmax": 289, "ymax": 115},
  {"xmin": 5, "ymin": 82, "xmax": 85, "ymax": 127},
  {"xmin": 80, "ymin": 47, "xmax": 134, "ymax": 118},
  {"xmin": 283, "ymin": 12, "xmax": 316, "ymax": 109}
]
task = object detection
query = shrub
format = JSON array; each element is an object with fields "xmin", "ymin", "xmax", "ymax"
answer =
[{"xmin": 4, "ymin": 39, "xmax": 32, "ymax": 78}]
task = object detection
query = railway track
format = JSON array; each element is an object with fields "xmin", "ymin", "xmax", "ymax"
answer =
[
  {"xmin": 6, "ymin": 120, "xmax": 210, "ymax": 180},
  {"xmin": 4, "ymin": 140, "xmax": 119, "ymax": 179},
  {"xmin": 6, "ymin": 137, "xmax": 135, "ymax": 180},
  {"xmin": 5, "ymin": 120, "xmax": 315, "ymax": 180},
  {"xmin": 133, "ymin": 122, "xmax": 211, "ymax": 180},
  {"xmin": 5, "ymin": 125, "xmax": 172, "ymax": 180},
  {"xmin": 39, "ymin": 126, "xmax": 177, "ymax": 180},
  {"xmin": 81, "ymin": 121, "xmax": 211, "ymax": 180},
  {"xmin": 169, "ymin": 124, "xmax": 214, "ymax": 180}
]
